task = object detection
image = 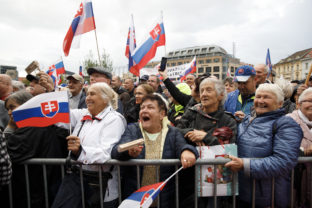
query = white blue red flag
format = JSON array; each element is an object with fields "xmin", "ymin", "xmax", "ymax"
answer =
[
  {"xmin": 180, "ymin": 57, "xmax": 196, "ymax": 82},
  {"xmin": 125, "ymin": 14, "xmax": 136, "ymax": 72},
  {"xmin": 12, "ymin": 91, "xmax": 70, "ymax": 128},
  {"xmin": 266, "ymin": 48, "xmax": 273, "ymax": 78},
  {"xmin": 63, "ymin": 0, "xmax": 96, "ymax": 56},
  {"xmin": 130, "ymin": 14, "xmax": 166, "ymax": 76},
  {"xmin": 118, "ymin": 167, "xmax": 183, "ymax": 208},
  {"xmin": 46, "ymin": 60, "xmax": 66, "ymax": 87},
  {"xmin": 118, "ymin": 182, "xmax": 166, "ymax": 208}
]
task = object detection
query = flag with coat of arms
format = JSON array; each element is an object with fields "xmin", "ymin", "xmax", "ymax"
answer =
[{"xmin": 12, "ymin": 91, "xmax": 70, "ymax": 128}]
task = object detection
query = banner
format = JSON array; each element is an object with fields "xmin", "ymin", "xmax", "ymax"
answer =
[{"xmin": 140, "ymin": 63, "xmax": 189, "ymax": 79}]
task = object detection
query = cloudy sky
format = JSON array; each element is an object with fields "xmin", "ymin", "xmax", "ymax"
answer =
[{"xmin": 0, "ymin": 0, "xmax": 311, "ymax": 77}]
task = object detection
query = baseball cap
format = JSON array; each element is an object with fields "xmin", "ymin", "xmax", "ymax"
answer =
[
  {"xmin": 66, "ymin": 74, "xmax": 84, "ymax": 83},
  {"xmin": 140, "ymin": 75, "xmax": 149, "ymax": 81},
  {"xmin": 26, "ymin": 74, "xmax": 39, "ymax": 82},
  {"xmin": 87, "ymin": 67, "xmax": 112, "ymax": 80},
  {"xmin": 234, "ymin": 65, "xmax": 256, "ymax": 82}
]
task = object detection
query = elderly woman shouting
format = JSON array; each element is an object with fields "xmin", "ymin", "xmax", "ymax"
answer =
[
  {"xmin": 54, "ymin": 82, "xmax": 126, "ymax": 208},
  {"xmin": 225, "ymin": 84, "xmax": 303, "ymax": 208}
]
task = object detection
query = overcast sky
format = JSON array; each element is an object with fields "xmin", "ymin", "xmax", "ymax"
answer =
[{"xmin": 0, "ymin": 0, "xmax": 311, "ymax": 77}]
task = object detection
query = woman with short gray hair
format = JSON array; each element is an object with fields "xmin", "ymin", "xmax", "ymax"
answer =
[
  {"xmin": 225, "ymin": 83, "xmax": 303, "ymax": 207},
  {"xmin": 287, "ymin": 88, "xmax": 312, "ymax": 206}
]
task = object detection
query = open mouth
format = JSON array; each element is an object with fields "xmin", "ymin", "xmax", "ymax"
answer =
[{"xmin": 141, "ymin": 115, "xmax": 150, "ymax": 122}]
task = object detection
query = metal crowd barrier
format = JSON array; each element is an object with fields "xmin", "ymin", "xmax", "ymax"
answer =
[{"xmin": 3, "ymin": 157, "xmax": 312, "ymax": 208}]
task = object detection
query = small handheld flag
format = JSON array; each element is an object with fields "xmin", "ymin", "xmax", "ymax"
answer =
[
  {"xmin": 180, "ymin": 57, "xmax": 196, "ymax": 82},
  {"xmin": 12, "ymin": 91, "xmax": 70, "ymax": 128},
  {"xmin": 46, "ymin": 60, "xmax": 66, "ymax": 87},
  {"xmin": 118, "ymin": 167, "xmax": 183, "ymax": 208}
]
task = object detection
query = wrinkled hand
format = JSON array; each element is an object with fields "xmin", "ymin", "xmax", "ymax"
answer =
[
  {"xmin": 128, "ymin": 145, "xmax": 143, "ymax": 158},
  {"xmin": 185, "ymin": 129, "xmax": 207, "ymax": 142},
  {"xmin": 37, "ymin": 71, "xmax": 54, "ymax": 92},
  {"xmin": 66, "ymin": 135, "xmax": 81, "ymax": 155},
  {"xmin": 224, "ymin": 155, "xmax": 243, "ymax": 172},
  {"xmin": 234, "ymin": 111, "xmax": 245, "ymax": 121},
  {"xmin": 158, "ymin": 68, "xmax": 168, "ymax": 80},
  {"xmin": 181, "ymin": 150, "xmax": 196, "ymax": 169}
]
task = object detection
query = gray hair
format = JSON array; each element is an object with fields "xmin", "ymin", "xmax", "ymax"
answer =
[
  {"xmin": 255, "ymin": 64, "xmax": 268, "ymax": 73},
  {"xmin": 5, "ymin": 90, "xmax": 33, "ymax": 107},
  {"xmin": 12, "ymin": 80, "xmax": 25, "ymax": 91},
  {"xmin": 298, "ymin": 88, "xmax": 312, "ymax": 103},
  {"xmin": 275, "ymin": 78, "xmax": 293, "ymax": 99},
  {"xmin": 89, "ymin": 82, "xmax": 118, "ymax": 110},
  {"xmin": 199, "ymin": 78, "xmax": 227, "ymax": 105},
  {"xmin": 256, "ymin": 83, "xmax": 284, "ymax": 104}
]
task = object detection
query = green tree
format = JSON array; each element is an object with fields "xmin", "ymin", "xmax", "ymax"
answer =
[{"xmin": 82, "ymin": 49, "xmax": 113, "ymax": 75}]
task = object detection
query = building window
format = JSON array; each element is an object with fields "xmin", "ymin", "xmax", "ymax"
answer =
[
  {"xmin": 178, "ymin": 62, "xmax": 183, "ymax": 65},
  {"xmin": 206, "ymin": 59, "xmax": 211, "ymax": 63},
  {"xmin": 194, "ymin": 49, "xmax": 200, "ymax": 53},
  {"xmin": 306, "ymin": 63, "xmax": 309, "ymax": 69},
  {"xmin": 171, "ymin": 63, "xmax": 176, "ymax": 66},
  {"xmin": 169, "ymin": 52, "xmax": 173, "ymax": 56},
  {"xmin": 198, "ymin": 60, "xmax": 204, "ymax": 64},
  {"xmin": 206, "ymin": 67, "xmax": 211, "ymax": 72},
  {"xmin": 174, "ymin": 51, "xmax": 179, "ymax": 55},
  {"xmin": 209, "ymin": 47, "xmax": 215, "ymax": 52},
  {"xmin": 202, "ymin": 48, "xmax": 207, "ymax": 52},
  {"xmin": 181, "ymin": 51, "xmax": 186, "ymax": 55},
  {"xmin": 214, "ymin": 58, "xmax": 220, "ymax": 63},
  {"xmin": 187, "ymin": 50, "xmax": 193, "ymax": 54},
  {"xmin": 215, "ymin": 74, "xmax": 219, "ymax": 79},
  {"xmin": 213, "ymin": 66, "xmax": 220, "ymax": 72},
  {"xmin": 198, "ymin": 67, "xmax": 204, "ymax": 73}
]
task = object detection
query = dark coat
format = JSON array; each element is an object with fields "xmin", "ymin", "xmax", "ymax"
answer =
[
  {"xmin": 123, "ymin": 97, "xmax": 140, "ymax": 124},
  {"xmin": 77, "ymin": 89, "xmax": 87, "ymax": 109},
  {"xmin": 237, "ymin": 109, "xmax": 303, "ymax": 207},
  {"xmin": 111, "ymin": 123, "xmax": 198, "ymax": 208},
  {"xmin": 5, "ymin": 126, "xmax": 68, "ymax": 208},
  {"xmin": 176, "ymin": 104, "xmax": 237, "ymax": 145}
]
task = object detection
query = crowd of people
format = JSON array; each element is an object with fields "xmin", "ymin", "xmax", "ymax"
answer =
[{"xmin": 0, "ymin": 62, "xmax": 311, "ymax": 208}]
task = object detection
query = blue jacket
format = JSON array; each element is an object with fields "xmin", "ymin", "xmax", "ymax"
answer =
[
  {"xmin": 237, "ymin": 109, "xmax": 303, "ymax": 207},
  {"xmin": 224, "ymin": 89, "xmax": 254, "ymax": 115},
  {"xmin": 111, "ymin": 123, "xmax": 198, "ymax": 208}
]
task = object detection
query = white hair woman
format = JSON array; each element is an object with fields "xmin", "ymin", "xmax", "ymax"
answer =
[
  {"xmin": 287, "ymin": 87, "xmax": 312, "ymax": 208},
  {"xmin": 275, "ymin": 78, "xmax": 296, "ymax": 113},
  {"xmin": 225, "ymin": 83, "xmax": 303, "ymax": 207},
  {"xmin": 176, "ymin": 78, "xmax": 237, "ymax": 207},
  {"xmin": 55, "ymin": 82, "xmax": 126, "ymax": 208}
]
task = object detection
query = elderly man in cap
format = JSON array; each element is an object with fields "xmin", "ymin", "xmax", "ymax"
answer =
[
  {"xmin": 87, "ymin": 66, "xmax": 124, "ymax": 114},
  {"xmin": 66, "ymin": 74, "xmax": 86, "ymax": 109},
  {"xmin": 26, "ymin": 74, "xmax": 48, "ymax": 96},
  {"xmin": 224, "ymin": 65, "xmax": 257, "ymax": 120}
]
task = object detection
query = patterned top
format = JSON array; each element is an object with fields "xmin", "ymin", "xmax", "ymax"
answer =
[{"xmin": 0, "ymin": 130, "xmax": 12, "ymax": 186}]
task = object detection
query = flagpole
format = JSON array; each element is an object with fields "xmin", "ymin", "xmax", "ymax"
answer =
[
  {"xmin": 94, "ymin": 29, "xmax": 102, "ymax": 66},
  {"xmin": 161, "ymin": 11, "xmax": 167, "ymax": 56}
]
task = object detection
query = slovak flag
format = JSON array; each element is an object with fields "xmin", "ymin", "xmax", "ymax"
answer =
[
  {"xmin": 118, "ymin": 182, "xmax": 166, "ymax": 208},
  {"xmin": 130, "ymin": 14, "xmax": 166, "ymax": 76},
  {"xmin": 118, "ymin": 166, "xmax": 183, "ymax": 208},
  {"xmin": 266, "ymin": 48, "xmax": 273, "ymax": 78},
  {"xmin": 46, "ymin": 60, "xmax": 66, "ymax": 86},
  {"xmin": 125, "ymin": 14, "xmax": 136, "ymax": 71},
  {"xmin": 12, "ymin": 91, "xmax": 70, "ymax": 128},
  {"xmin": 180, "ymin": 57, "xmax": 196, "ymax": 82},
  {"xmin": 63, "ymin": 0, "xmax": 96, "ymax": 56}
]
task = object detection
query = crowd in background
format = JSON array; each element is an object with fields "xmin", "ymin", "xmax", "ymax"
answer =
[{"xmin": 0, "ymin": 63, "xmax": 312, "ymax": 208}]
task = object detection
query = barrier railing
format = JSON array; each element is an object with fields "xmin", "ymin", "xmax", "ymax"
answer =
[{"xmin": 3, "ymin": 157, "xmax": 312, "ymax": 208}]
